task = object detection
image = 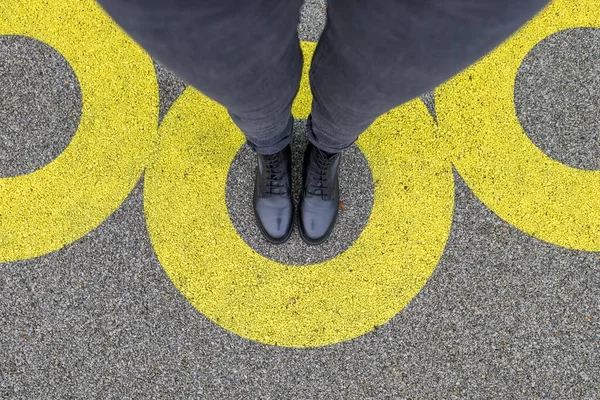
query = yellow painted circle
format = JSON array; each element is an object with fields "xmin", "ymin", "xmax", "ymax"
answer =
[
  {"xmin": 435, "ymin": 0, "xmax": 600, "ymax": 250},
  {"xmin": 0, "ymin": 0, "xmax": 158, "ymax": 261},
  {"xmin": 291, "ymin": 42, "xmax": 315, "ymax": 119},
  {"xmin": 145, "ymin": 43, "xmax": 454, "ymax": 347}
]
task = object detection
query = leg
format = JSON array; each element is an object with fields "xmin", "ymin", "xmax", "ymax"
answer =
[
  {"xmin": 96, "ymin": 0, "xmax": 304, "ymax": 154},
  {"xmin": 307, "ymin": 0, "xmax": 551, "ymax": 153}
]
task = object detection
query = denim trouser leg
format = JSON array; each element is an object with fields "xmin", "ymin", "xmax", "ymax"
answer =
[
  {"xmin": 95, "ymin": 0, "xmax": 304, "ymax": 155},
  {"xmin": 306, "ymin": 0, "xmax": 551, "ymax": 153},
  {"xmin": 95, "ymin": 0, "xmax": 551, "ymax": 155}
]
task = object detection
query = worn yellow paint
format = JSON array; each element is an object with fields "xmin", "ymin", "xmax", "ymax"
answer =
[
  {"xmin": 436, "ymin": 0, "xmax": 600, "ymax": 250},
  {"xmin": 0, "ymin": 0, "xmax": 158, "ymax": 261},
  {"xmin": 144, "ymin": 42, "xmax": 454, "ymax": 347}
]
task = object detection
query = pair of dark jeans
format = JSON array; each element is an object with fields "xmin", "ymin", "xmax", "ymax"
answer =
[{"xmin": 96, "ymin": 0, "xmax": 550, "ymax": 154}]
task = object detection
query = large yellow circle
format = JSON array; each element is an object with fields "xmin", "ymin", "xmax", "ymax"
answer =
[
  {"xmin": 435, "ymin": 0, "xmax": 600, "ymax": 250},
  {"xmin": 145, "ymin": 42, "xmax": 454, "ymax": 347},
  {"xmin": 0, "ymin": 0, "xmax": 158, "ymax": 261}
]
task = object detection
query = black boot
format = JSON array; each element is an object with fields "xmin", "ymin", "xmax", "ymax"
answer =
[
  {"xmin": 298, "ymin": 141, "xmax": 342, "ymax": 245},
  {"xmin": 253, "ymin": 144, "xmax": 294, "ymax": 244}
]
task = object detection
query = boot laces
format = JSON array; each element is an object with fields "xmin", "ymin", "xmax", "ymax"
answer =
[
  {"xmin": 263, "ymin": 153, "xmax": 287, "ymax": 196},
  {"xmin": 307, "ymin": 148, "xmax": 336, "ymax": 197}
]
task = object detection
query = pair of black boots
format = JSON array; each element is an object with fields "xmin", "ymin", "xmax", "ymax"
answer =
[{"xmin": 252, "ymin": 141, "xmax": 342, "ymax": 245}]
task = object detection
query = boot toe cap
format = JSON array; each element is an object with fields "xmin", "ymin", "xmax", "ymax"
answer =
[
  {"xmin": 254, "ymin": 200, "xmax": 293, "ymax": 243},
  {"xmin": 298, "ymin": 201, "xmax": 338, "ymax": 244}
]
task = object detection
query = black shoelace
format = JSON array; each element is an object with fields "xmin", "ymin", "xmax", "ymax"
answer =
[
  {"xmin": 263, "ymin": 153, "xmax": 287, "ymax": 196},
  {"xmin": 306, "ymin": 148, "xmax": 336, "ymax": 197}
]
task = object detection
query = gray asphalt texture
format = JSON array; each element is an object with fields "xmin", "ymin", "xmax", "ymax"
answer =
[{"xmin": 1, "ymin": 0, "xmax": 600, "ymax": 398}]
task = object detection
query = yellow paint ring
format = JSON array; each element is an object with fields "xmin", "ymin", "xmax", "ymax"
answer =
[
  {"xmin": 145, "ymin": 43, "xmax": 454, "ymax": 347},
  {"xmin": 0, "ymin": 0, "xmax": 158, "ymax": 261},
  {"xmin": 435, "ymin": 0, "xmax": 600, "ymax": 250},
  {"xmin": 291, "ymin": 42, "xmax": 314, "ymax": 119}
]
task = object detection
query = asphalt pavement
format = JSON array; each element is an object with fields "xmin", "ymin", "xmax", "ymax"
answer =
[{"xmin": 1, "ymin": 0, "xmax": 599, "ymax": 398}]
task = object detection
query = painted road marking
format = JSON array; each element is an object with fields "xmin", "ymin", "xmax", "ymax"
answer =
[
  {"xmin": 436, "ymin": 0, "xmax": 600, "ymax": 251},
  {"xmin": 145, "ymin": 58, "xmax": 454, "ymax": 346},
  {"xmin": 0, "ymin": 0, "xmax": 158, "ymax": 261}
]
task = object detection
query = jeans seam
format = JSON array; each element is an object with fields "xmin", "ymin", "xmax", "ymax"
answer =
[{"xmin": 309, "ymin": 34, "xmax": 329, "ymax": 81}]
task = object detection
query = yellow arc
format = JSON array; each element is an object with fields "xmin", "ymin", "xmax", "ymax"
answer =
[
  {"xmin": 0, "ymin": 0, "xmax": 158, "ymax": 261},
  {"xmin": 144, "ymin": 42, "xmax": 454, "ymax": 347},
  {"xmin": 436, "ymin": 0, "xmax": 600, "ymax": 250}
]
